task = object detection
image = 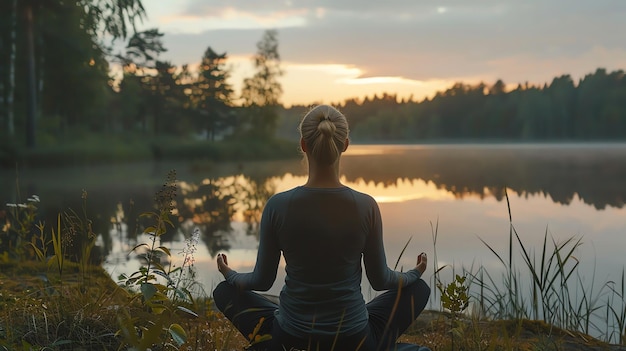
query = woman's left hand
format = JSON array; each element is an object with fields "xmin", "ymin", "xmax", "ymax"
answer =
[
  {"xmin": 217, "ymin": 253, "xmax": 233, "ymax": 277},
  {"xmin": 415, "ymin": 252, "xmax": 427, "ymax": 275}
]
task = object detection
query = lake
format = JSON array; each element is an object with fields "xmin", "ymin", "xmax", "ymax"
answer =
[{"xmin": 2, "ymin": 143, "xmax": 625, "ymax": 340}]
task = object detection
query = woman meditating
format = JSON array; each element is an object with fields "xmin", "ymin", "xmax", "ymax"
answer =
[{"xmin": 213, "ymin": 104, "xmax": 431, "ymax": 351}]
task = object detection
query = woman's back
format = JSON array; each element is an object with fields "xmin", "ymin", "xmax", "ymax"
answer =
[
  {"xmin": 270, "ymin": 186, "xmax": 373, "ymax": 336},
  {"xmin": 277, "ymin": 186, "xmax": 369, "ymax": 283}
]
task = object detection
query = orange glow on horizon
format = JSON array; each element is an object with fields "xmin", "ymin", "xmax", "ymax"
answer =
[
  {"xmin": 213, "ymin": 57, "xmax": 457, "ymax": 106},
  {"xmin": 279, "ymin": 62, "xmax": 454, "ymax": 106},
  {"xmin": 109, "ymin": 54, "xmax": 463, "ymax": 107}
]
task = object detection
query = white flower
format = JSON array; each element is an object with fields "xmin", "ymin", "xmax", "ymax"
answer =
[
  {"xmin": 181, "ymin": 228, "xmax": 201, "ymax": 268},
  {"xmin": 191, "ymin": 228, "xmax": 200, "ymax": 245}
]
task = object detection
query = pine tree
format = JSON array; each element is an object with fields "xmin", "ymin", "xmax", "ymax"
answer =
[
  {"xmin": 191, "ymin": 47, "xmax": 234, "ymax": 140},
  {"xmin": 240, "ymin": 30, "xmax": 284, "ymax": 138}
]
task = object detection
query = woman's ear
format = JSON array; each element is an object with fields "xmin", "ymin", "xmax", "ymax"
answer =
[
  {"xmin": 300, "ymin": 138, "xmax": 307, "ymax": 152},
  {"xmin": 342, "ymin": 138, "xmax": 350, "ymax": 152}
]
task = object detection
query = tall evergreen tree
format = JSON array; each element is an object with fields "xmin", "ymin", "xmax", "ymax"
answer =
[
  {"xmin": 142, "ymin": 60, "xmax": 186, "ymax": 135},
  {"xmin": 116, "ymin": 29, "xmax": 167, "ymax": 132},
  {"xmin": 240, "ymin": 29, "xmax": 284, "ymax": 138},
  {"xmin": 191, "ymin": 47, "xmax": 234, "ymax": 141}
]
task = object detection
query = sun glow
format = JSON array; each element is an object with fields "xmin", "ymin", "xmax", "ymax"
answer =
[
  {"xmin": 279, "ymin": 62, "xmax": 454, "ymax": 106},
  {"xmin": 348, "ymin": 177, "xmax": 455, "ymax": 203},
  {"xmin": 267, "ymin": 173, "xmax": 454, "ymax": 204},
  {"xmin": 343, "ymin": 144, "xmax": 430, "ymax": 156}
]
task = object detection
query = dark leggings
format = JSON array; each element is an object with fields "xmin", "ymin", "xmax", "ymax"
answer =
[{"xmin": 212, "ymin": 279, "xmax": 431, "ymax": 351}]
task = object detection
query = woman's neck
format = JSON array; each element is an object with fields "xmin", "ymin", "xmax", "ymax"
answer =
[{"xmin": 304, "ymin": 160, "xmax": 343, "ymax": 188}]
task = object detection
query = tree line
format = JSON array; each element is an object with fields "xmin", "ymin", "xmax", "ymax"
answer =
[
  {"xmin": 278, "ymin": 68, "xmax": 626, "ymax": 142},
  {"xmin": 1, "ymin": 1, "xmax": 625, "ymax": 151}
]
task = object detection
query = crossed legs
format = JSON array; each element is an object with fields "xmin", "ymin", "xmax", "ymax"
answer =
[{"xmin": 212, "ymin": 279, "xmax": 431, "ymax": 351}]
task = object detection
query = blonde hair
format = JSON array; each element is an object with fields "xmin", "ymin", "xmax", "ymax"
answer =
[{"xmin": 299, "ymin": 105, "xmax": 349, "ymax": 165}]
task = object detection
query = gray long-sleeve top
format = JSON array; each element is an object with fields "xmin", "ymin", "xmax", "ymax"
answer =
[{"xmin": 224, "ymin": 186, "xmax": 422, "ymax": 337}]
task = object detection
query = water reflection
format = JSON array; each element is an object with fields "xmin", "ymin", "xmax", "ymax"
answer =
[
  {"xmin": 2, "ymin": 144, "xmax": 625, "ymax": 342},
  {"xmin": 2, "ymin": 143, "xmax": 626, "ymax": 264},
  {"xmin": 175, "ymin": 175, "xmax": 276, "ymax": 256},
  {"xmin": 178, "ymin": 179, "xmax": 235, "ymax": 255},
  {"xmin": 342, "ymin": 143, "xmax": 626, "ymax": 209},
  {"xmin": 1, "ymin": 145, "xmax": 624, "ymax": 256},
  {"xmin": 232, "ymin": 175, "xmax": 277, "ymax": 237}
]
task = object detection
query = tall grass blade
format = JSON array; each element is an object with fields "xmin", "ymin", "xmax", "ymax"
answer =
[
  {"xmin": 393, "ymin": 236, "xmax": 412, "ymax": 271},
  {"xmin": 430, "ymin": 218, "xmax": 440, "ymax": 309}
]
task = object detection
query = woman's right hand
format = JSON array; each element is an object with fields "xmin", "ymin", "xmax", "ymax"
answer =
[
  {"xmin": 217, "ymin": 253, "xmax": 233, "ymax": 278},
  {"xmin": 415, "ymin": 252, "xmax": 427, "ymax": 274}
]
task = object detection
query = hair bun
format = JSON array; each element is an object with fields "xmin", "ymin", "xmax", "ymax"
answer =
[{"xmin": 299, "ymin": 104, "xmax": 349, "ymax": 165}]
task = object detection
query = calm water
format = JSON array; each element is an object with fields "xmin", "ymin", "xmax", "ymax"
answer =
[{"xmin": 2, "ymin": 143, "xmax": 626, "ymax": 336}]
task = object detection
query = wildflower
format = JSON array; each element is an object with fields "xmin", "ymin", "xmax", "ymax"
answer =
[
  {"xmin": 182, "ymin": 228, "xmax": 200, "ymax": 267},
  {"xmin": 186, "ymin": 227, "xmax": 200, "ymax": 248},
  {"xmin": 5, "ymin": 203, "xmax": 17, "ymax": 208},
  {"xmin": 27, "ymin": 195, "xmax": 40, "ymax": 203},
  {"xmin": 155, "ymin": 169, "xmax": 177, "ymax": 213}
]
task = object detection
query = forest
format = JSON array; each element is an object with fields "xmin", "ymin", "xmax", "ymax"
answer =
[
  {"xmin": 322, "ymin": 69, "xmax": 626, "ymax": 142},
  {"xmin": 1, "ymin": 1, "xmax": 626, "ymax": 166}
]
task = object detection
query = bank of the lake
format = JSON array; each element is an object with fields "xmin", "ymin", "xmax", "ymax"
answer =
[{"xmin": 2, "ymin": 262, "xmax": 625, "ymax": 351}]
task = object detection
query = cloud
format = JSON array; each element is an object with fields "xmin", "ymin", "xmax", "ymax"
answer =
[{"xmin": 138, "ymin": 0, "xmax": 626, "ymax": 103}]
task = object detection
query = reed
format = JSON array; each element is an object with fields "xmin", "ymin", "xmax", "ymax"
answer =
[
  {"xmin": 606, "ymin": 268, "xmax": 626, "ymax": 344},
  {"xmin": 458, "ymin": 187, "xmax": 624, "ymax": 344}
]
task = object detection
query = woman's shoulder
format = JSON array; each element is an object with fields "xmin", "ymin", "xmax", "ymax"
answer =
[
  {"xmin": 344, "ymin": 187, "xmax": 378, "ymax": 206},
  {"xmin": 265, "ymin": 187, "xmax": 299, "ymax": 206},
  {"xmin": 343, "ymin": 186, "xmax": 371, "ymax": 198},
  {"xmin": 269, "ymin": 186, "xmax": 376, "ymax": 204}
]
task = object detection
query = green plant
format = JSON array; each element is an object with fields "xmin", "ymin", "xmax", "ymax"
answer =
[
  {"xmin": 48, "ymin": 214, "xmax": 66, "ymax": 280},
  {"xmin": 169, "ymin": 227, "xmax": 205, "ymax": 303},
  {"xmin": 20, "ymin": 191, "xmax": 99, "ymax": 288},
  {"xmin": 437, "ymin": 274, "xmax": 469, "ymax": 351},
  {"xmin": 117, "ymin": 170, "xmax": 197, "ymax": 350},
  {"xmin": 430, "ymin": 217, "xmax": 448, "ymax": 311},
  {"xmin": 61, "ymin": 190, "xmax": 98, "ymax": 284},
  {"xmin": 244, "ymin": 317, "xmax": 272, "ymax": 349},
  {"xmin": 607, "ymin": 268, "xmax": 626, "ymax": 345},
  {"xmin": 28, "ymin": 221, "xmax": 49, "ymax": 263},
  {"xmin": 4, "ymin": 194, "xmax": 72, "ymax": 280},
  {"xmin": 3, "ymin": 195, "xmax": 40, "ymax": 260},
  {"xmin": 439, "ymin": 274, "xmax": 470, "ymax": 317}
]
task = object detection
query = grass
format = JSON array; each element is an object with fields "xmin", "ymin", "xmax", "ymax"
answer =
[
  {"xmin": 0, "ymin": 261, "xmax": 248, "ymax": 350},
  {"xmin": 1, "ymin": 178, "xmax": 625, "ymax": 350}
]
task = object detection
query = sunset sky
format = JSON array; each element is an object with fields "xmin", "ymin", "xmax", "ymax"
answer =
[{"xmin": 128, "ymin": 0, "xmax": 626, "ymax": 106}]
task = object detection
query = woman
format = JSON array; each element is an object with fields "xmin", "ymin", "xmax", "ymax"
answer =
[{"xmin": 213, "ymin": 104, "xmax": 431, "ymax": 351}]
